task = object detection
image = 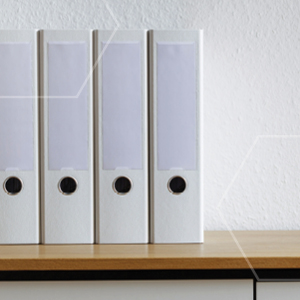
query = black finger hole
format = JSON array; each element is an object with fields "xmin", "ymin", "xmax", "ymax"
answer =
[
  {"xmin": 59, "ymin": 177, "xmax": 77, "ymax": 195},
  {"xmin": 4, "ymin": 177, "xmax": 22, "ymax": 195},
  {"xmin": 168, "ymin": 176, "xmax": 186, "ymax": 194},
  {"xmin": 113, "ymin": 177, "xmax": 132, "ymax": 195}
]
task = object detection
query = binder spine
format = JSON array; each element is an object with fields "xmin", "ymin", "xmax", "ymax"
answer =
[
  {"xmin": 40, "ymin": 30, "xmax": 94, "ymax": 244},
  {"xmin": 150, "ymin": 30, "xmax": 203, "ymax": 244},
  {"xmin": 39, "ymin": 30, "xmax": 45, "ymax": 243},
  {"xmin": 93, "ymin": 30, "xmax": 100, "ymax": 243},
  {"xmin": 95, "ymin": 30, "xmax": 148, "ymax": 244},
  {"xmin": 0, "ymin": 30, "xmax": 39, "ymax": 244},
  {"xmin": 149, "ymin": 30, "xmax": 155, "ymax": 244}
]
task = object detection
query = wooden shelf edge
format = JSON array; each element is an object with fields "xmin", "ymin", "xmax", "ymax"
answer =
[
  {"xmin": 1, "ymin": 257, "xmax": 300, "ymax": 271},
  {"xmin": 1, "ymin": 231, "xmax": 300, "ymax": 271}
]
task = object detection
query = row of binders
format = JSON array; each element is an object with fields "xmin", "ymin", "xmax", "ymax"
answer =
[{"xmin": 0, "ymin": 29, "xmax": 203, "ymax": 244}]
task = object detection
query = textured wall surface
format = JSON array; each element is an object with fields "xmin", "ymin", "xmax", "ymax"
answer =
[{"xmin": 1, "ymin": 0, "xmax": 300, "ymax": 230}]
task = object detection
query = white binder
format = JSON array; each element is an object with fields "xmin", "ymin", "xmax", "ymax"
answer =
[
  {"xmin": 0, "ymin": 30, "xmax": 39, "ymax": 244},
  {"xmin": 40, "ymin": 30, "xmax": 93, "ymax": 244},
  {"xmin": 94, "ymin": 30, "xmax": 148, "ymax": 244},
  {"xmin": 150, "ymin": 30, "xmax": 203, "ymax": 243}
]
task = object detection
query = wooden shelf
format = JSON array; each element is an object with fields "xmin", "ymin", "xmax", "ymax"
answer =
[{"xmin": 0, "ymin": 231, "xmax": 300, "ymax": 271}]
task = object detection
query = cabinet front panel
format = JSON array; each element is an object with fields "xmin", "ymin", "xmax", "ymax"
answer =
[
  {"xmin": 257, "ymin": 282, "xmax": 300, "ymax": 300},
  {"xmin": 0, "ymin": 280, "xmax": 253, "ymax": 300}
]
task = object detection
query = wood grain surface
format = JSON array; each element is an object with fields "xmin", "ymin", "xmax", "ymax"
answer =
[{"xmin": 0, "ymin": 231, "xmax": 299, "ymax": 271}]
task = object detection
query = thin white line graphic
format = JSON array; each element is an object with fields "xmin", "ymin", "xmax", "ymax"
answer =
[
  {"xmin": 0, "ymin": 2, "xmax": 120, "ymax": 99},
  {"xmin": 217, "ymin": 134, "xmax": 300, "ymax": 281}
]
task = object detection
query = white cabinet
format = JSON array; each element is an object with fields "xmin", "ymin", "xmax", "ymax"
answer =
[
  {"xmin": 257, "ymin": 282, "xmax": 300, "ymax": 300},
  {"xmin": 0, "ymin": 279, "xmax": 253, "ymax": 300}
]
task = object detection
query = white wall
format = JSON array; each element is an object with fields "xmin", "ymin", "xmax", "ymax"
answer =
[{"xmin": 1, "ymin": 0, "xmax": 300, "ymax": 230}]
